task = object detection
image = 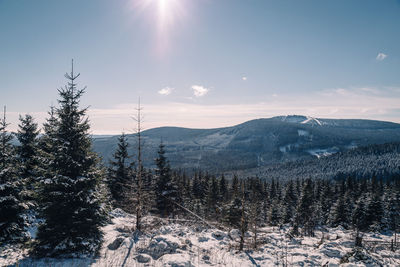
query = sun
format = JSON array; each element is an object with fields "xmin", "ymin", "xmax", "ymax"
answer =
[
  {"xmin": 156, "ymin": 0, "xmax": 184, "ymax": 29},
  {"xmin": 129, "ymin": 0, "xmax": 187, "ymax": 53},
  {"xmin": 132, "ymin": 0, "xmax": 184, "ymax": 27}
]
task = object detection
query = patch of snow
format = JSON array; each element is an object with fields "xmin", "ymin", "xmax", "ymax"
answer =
[
  {"xmin": 307, "ymin": 147, "xmax": 340, "ymax": 158},
  {"xmin": 301, "ymin": 116, "xmax": 323, "ymax": 126},
  {"xmin": 297, "ymin": 129, "xmax": 310, "ymax": 136}
]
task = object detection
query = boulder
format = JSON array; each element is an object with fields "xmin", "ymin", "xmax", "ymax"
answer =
[{"xmin": 107, "ymin": 237, "xmax": 125, "ymax": 250}]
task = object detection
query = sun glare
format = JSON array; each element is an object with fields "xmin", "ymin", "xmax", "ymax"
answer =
[{"xmin": 129, "ymin": 0, "xmax": 187, "ymax": 54}]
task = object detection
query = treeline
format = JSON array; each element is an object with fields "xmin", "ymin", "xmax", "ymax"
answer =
[{"xmin": 111, "ymin": 131, "xmax": 400, "ymax": 239}]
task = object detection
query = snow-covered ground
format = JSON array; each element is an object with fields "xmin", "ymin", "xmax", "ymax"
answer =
[{"xmin": 1, "ymin": 209, "xmax": 399, "ymax": 266}]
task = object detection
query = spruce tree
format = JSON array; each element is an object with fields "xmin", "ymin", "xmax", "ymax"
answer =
[
  {"xmin": 155, "ymin": 141, "xmax": 178, "ymax": 217},
  {"xmin": 329, "ymin": 193, "xmax": 350, "ymax": 228},
  {"xmin": 366, "ymin": 191, "xmax": 384, "ymax": 231},
  {"xmin": 281, "ymin": 180, "xmax": 297, "ymax": 224},
  {"xmin": 218, "ymin": 174, "xmax": 228, "ymax": 202},
  {"xmin": 385, "ymin": 189, "xmax": 400, "ymax": 232},
  {"xmin": 294, "ymin": 178, "xmax": 315, "ymax": 236},
  {"xmin": 0, "ymin": 107, "xmax": 26, "ymax": 244},
  {"xmin": 206, "ymin": 175, "xmax": 219, "ymax": 218},
  {"xmin": 352, "ymin": 196, "xmax": 368, "ymax": 232},
  {"xmin": 34, "ymin": 63, "xmax": 106, "ymax": 257},
  {"xmin": 107, "ymin": 133, "xmax": 133, "ymax": 208},
  {"xmin": 16, "ymin": 114, "xmax": 40, "ymax": 203}
]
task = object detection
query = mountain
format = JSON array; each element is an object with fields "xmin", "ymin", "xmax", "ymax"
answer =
[{"xmin": 92, "ymin": 115, "xmax": 400, "ymax": 171}]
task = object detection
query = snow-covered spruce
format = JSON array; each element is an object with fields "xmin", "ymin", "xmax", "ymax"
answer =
[
  {"xmin": 33, "ymin": 65, "xmax": 107, "ymax": 257},
  {"xmin": 0, "ymin": 108, "xmax": 27, "ymax": 244}
]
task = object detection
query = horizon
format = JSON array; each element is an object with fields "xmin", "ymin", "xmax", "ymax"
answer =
[
  {"xmin": 7, "ymin": 113, "xmax": 400, "ymax": 136},
  {"xmin": 2, "ymin": 0, "xmax": 400, "ymax": 134}
]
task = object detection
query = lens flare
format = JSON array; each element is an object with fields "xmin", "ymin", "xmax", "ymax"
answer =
[{"xmin": 129, "ymin": 0, "xmax": 187, "ymax": 55}]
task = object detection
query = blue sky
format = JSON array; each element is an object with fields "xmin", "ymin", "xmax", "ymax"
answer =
[{"xmin": 1, "ymin": 0, "xmax": 400, "ymax": 134}]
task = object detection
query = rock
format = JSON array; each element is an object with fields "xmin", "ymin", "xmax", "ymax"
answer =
[
  {"xmin": 137, "ymin": 237, "xmax": 179, "ymax": 260},
  {"xmin": 321, "ymin": 248, "xmax": 341, "ymax": 258},
  {"xmin": 202, "ymin": 255, "xmax": 210, "ymax": 261},
  {"xmin": 161, "ymin": 254, "xmax": 194, "ymax": 267},
  {"xmin": 107, "ymin": 237, "xmax": 125, "ymax": 250},
  {"xmin": 110, "ymin": 208, "xmax": 127, "ymax": 218},
  {"xmin": 212, "ymin": 231, "xmax": 227, "ymax": 240},
  {"xmin": 198, "ymin": 236, "xmax": 209, "ymax": 242},
  {"xmin": 185, "ymin": 239, "xmax": 192, "ymax": 247},
  {"xmin": 229, "ymin": 229, "xmax": 240, "ymax": 239},
  {"xmin": 136, "ymin": 254, "xmax": 151, "ymax": 263}
]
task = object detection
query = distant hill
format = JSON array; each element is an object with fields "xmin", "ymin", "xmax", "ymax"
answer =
[{"xmin": 92, "ymin": 115, "xmax": 400, "ymax": 171}]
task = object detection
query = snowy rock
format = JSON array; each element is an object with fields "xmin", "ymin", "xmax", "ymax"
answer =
[
  {"xmin": 202, "ymin": 255, "xmax": 210, "ymax": 261},
  {"xmin": 115, "ymin": 225, "xmax": 133, "ymax": 234},
  {"xmin": 161, "ymin": 254, "xmax": 194, "ymax": 267},
  {"xmin": 321, "ymin": 248, "xmax": 342, "ymax": 258},
  {"xmin": 110, "ymin": 208, "xmax": 127, "ymax": 218},
  {"xmin": 198, "ymin": 236, "xmax": 209, "ymax": 242},
  {"xmin": 212, "ymin": 231, "xmax": 227, "ymax": 240},
  {"xmin": 184, "ymin": 239, "xmax": 192, "ymax": 247},
  {"xmin": 137, "ymin": 237, "xmax": 179, "ymax": 260},
  {"xmin": 340, "ymin": 248, "xmax": 382, "ymax": 266},
  {"xmin": 136, "ymin": 254, "xmax": 151, "ymax": 263},
  {"xmin": 229, "ymin": 229, "xmax": 240, "ymax": 239},
  {"xmin": 107, "ymin": 237, "xmax": 125, "ymax": 250}
]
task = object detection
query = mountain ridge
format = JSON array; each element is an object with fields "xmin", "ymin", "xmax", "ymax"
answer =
[{"xmin": 92, "ymin": 115, "xmax": 400, "ymax": 171}]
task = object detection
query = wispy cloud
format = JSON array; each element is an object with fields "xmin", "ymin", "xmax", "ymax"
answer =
[
  {"xmin": 242, "ymin": 76, "xmax": 247, "ymax": 81},
  {"xmin": 376, "ymin": 52, "xmax": 387, "ymax": 61},
  {"xmin": 158, "ymin": 87, "xmax": 174, "ymax": 95},
  {"xmin": 191, "ymin": 85, "xmax": 209, "ymax": 97}
]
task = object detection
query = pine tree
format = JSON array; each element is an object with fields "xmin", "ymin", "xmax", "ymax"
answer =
[
  {"xmin": 0, "ymin": 107, "xmax": 26, "ymax": 244},
  {"xmin": 16, "ymin": 114, "xmax": 40, "ymax": 203},
  {"xmin": 352, "ymin": 196, "xmax": 368, "ymax": 232},
  {"xmin": 107, "ymin": 133, "xmax": 133, "ymax": 208},
  {"xmin": 248, "ymin": 178, "xmax": 262, "ymax": 249},
  {"xmin": 225, "ymin": 196, "xmax": 242, "ymax": 228},
  {"xmin": 34, "ymin": 62, "xmax": 106, "ymax": 257},
  {"xmin": 155, "ymin": 141, "xmax": 178, "ymax": 217},
  {"xmin": 206, "ymin": 175, "xmax": 219, "ymax": 218},
  {"xmin": 192, "ymin": 172, "xmax": 203, "ymax": 199},
  {"xmin": 366, "ymin": 191, "xmax": 384, "ymax": 231},
  {"xmin": 329, "ymin": 192, "xmax": 350, "ymax": 228},
  {"xmin": 231, "ymin": 175, "xmax": 239, "ymax": 198},
  {"xmin": 218, "ymin": 174, "xmax": 228, "ymax": 202},
  {"xmin": 281, "ymin": 180, "xmax": 297, "ymax": 224},
  {"xmin": 294, "ymin": 178, "xmax": 315, "ymax": 236},
  {"xmin": 385, "ymin": 189, "xmax": 400, "ymax": 232}
]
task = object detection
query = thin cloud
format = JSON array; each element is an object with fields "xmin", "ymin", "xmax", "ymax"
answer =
[
  {"xmin": 376, "ymin": 53, "xmax": 387, "ymax": 61},
  {"xmin": 191, "ymin": 85, "xmax": 209, "ymax": 97},
  {"xmin": 158, "ymin": 87, "xmax": 174, "ymax": 95},
  {"xmin": 242, "ymin": 76, "xmax": 247, "ymax": 81}
]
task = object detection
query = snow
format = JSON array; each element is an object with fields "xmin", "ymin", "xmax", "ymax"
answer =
[
  {"xmin": 297, "ymin": 130, "xmax": 310, "ymax": 137},
  {"xmin": 307, "ymin": 147, "xmax": 340, "ymax": 158},
  {"xmin": 301, "ymin": 116, "xmax": 323, "ymax": 126},
  {"xmin": 1, "ymin": 209, "xmax": 399, "ymax": 266}
]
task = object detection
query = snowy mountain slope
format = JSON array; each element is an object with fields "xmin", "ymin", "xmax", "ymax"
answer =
[
  {"xmin": 3, "ymin": 209, "xmax": 399, "ymax": 266},
  {"xmin": 92, "ymin": 116, "xmax": 400, "ymax": 172}
]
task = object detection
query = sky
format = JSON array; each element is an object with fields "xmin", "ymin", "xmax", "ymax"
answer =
[{"xmin": 1, "ymin": 0, "xmax": 400, "ymax": 134}]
